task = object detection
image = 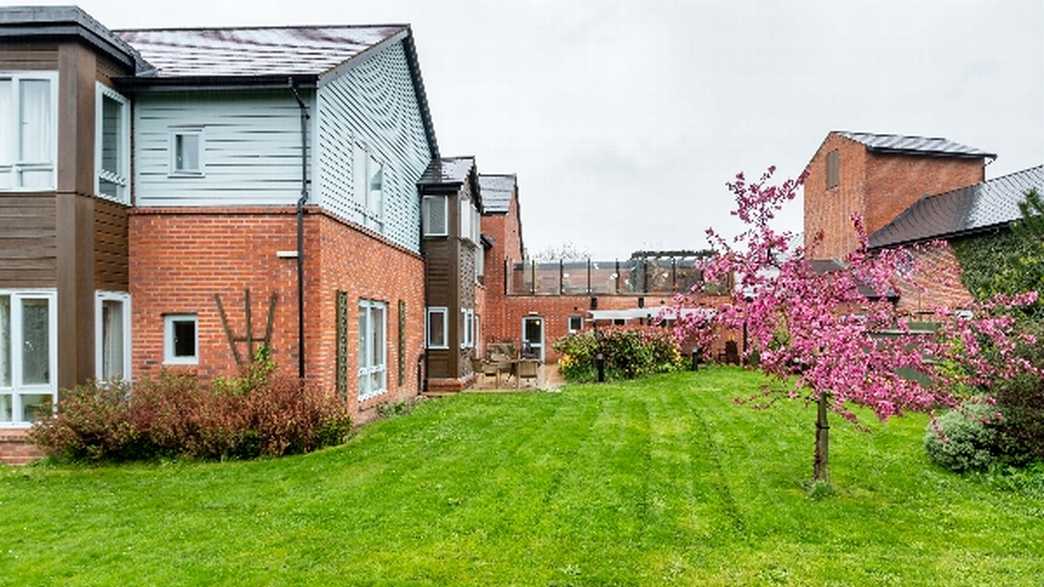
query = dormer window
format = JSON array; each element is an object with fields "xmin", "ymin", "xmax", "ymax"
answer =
[
  {"xmin": 95, "ymin": 84, "xmax": 130, "ymax": 203},
  {"xmin": 170, "ymin": 128, "xmax": 204, "ymax": 176}
]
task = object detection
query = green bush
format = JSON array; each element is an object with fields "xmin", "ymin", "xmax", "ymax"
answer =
[
  {"xmin": 553, "ymin": 327, "xmax": 685, "ymax": 383},
  {"xmin": 924, "ymin": 401, "xmax": 1003, "ymax": 473},
  {"xmin": 30, "ymin": 356, "xmax": 351, "ymax": 462}
]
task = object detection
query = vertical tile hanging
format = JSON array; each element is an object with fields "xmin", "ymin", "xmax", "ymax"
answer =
[
  {"xmin": 398, "ymin": 300, "xmax": 406, "ymax": 387},
  {"xmin": 336, "ymin": 290, "xmax": 349, "ymax": 400}
]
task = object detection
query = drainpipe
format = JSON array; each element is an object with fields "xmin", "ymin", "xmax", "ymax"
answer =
[{"xmin": 289, "ymin": 79, "xmax": 310, "ymax": 379}]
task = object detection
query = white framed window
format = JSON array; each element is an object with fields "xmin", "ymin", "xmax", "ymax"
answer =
[
  {"xmin": 0, "ymin": 290, "xmax": 58, "ymax": 426},
  {"xmin": 422, "ymin": 195, "xmax": 448, "ymax": 236},
  {"xmin": 460, "ymin": 308, "xmax": 474, "ymax": 349},
  {"xmin": 353, "ymin": 143, "xmax": 384, "ymax": 233},
  {"xmin": 0, "ymin": 71, "xmax": 59, "ymax": 191},
  {"xmin": 474, "ymin": 313, "xmax": 481, "ymax": 352},
  {"xmin": 460, "ymin": 197, "xmax": 477, "ymax": 244},
  {"xmin": 568, "ymin": 315, "xmax": 583, "ymax": 333},
  {"xmin": 94, "ymin": 83, "xmax": 130, "ymax": 203},
  {"xmin": 426, "ymin": 306, "xmax": 448, "ymax": 349},
  {"xmin": 169, "ymin": 128, "xmax": 205, "ymax": 176},
  {"xmin": 95, "ymin": 292, "xmax": 131, "ymax": 383},
  {"xmin": 357, "ymin": 299, "xmax": 388, "ymax": 400},
  {"xmin": 476, "ymin": 244, "xmax": 485, "ymax": 282},
  {"xmin": 163, "ymin": 314, "xmax": 198, "ymax": 365},
  {"xmin": 472, "ymin": 206, "xmax": 481, "ymax": 243}
]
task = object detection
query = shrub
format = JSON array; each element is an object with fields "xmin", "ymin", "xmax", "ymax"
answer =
[
  {"xmin": 30, "ymin": 357, "xmax": 351, "ymax": 462},
  {"xmin": 924, "ymin": 401, "xmax": 1003, "ymax": 473},
  {"xmin": 553, "ymin": 327, "xmax": 685, "ymax": 383}
]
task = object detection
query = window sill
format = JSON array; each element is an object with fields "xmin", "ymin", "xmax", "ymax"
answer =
[
  {"xmin": 163, "ymin": 359, "xmax": 199, "ymax": 366},
  {"xmin": 167, "ymin": 172, "xmax": 206, "ymax": 179}
]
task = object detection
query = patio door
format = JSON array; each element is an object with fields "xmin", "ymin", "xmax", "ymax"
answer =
[{"xmin": 521, "ymin": 316, "xmax": 544, "ymax": 362}]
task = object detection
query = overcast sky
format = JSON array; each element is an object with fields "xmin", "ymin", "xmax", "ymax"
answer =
[{"xmin": 31, "ymin": 0, "xmax": 1044, "ymax": 258}]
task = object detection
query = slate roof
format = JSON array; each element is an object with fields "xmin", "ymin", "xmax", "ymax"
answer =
[
  {"xmin": 418, "ymin": 157, "xmax": 475, "ymax": 186},
  {"xmin": 869, "ymin": 164, "xmax": 1044, "ymax": 249},
  {"xmin": 837, "ymin": 131, "xmax": 995, "ymax": 159},
  {"xmin": 114, "ymin": 25, "xmax": 406, "ymax": 78},
  {"xmin": 477, "ymin": 174, "xmax": 516, "ymax": 214}
]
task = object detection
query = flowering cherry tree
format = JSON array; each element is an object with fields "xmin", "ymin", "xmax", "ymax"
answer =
[{"xmin": 673, "ymin": 167, "xmax": 1038, "ymax": 484}]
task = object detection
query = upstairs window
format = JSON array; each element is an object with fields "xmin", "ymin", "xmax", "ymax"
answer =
[
  {"xmin": 170, "ymin": 128, "xmax": 204, "ymax": 176},
  {"xmin": 459, "ymin": 197, "xmax": 472, "ymax": 243},
  {"xmin": 353, "ymin": 144, "xmax": 384, "ymax": 233},
  {"xmin": 422, "ymin": 195, "xmax": 448, "ymax": 236},
  {"xmin": 826, "ymin": 150, "xmax": 840, "ymax": 189},
  {"xmin": 426, "ymin": 307, "xmax": 448, "ymax": 349},
  {"xmin": 95, "ymin": 84, "xmax": 130, "ymax": 203},
  {"xmin": 0, "ymin": 72, "xmax": 58, "ymax": 191}
]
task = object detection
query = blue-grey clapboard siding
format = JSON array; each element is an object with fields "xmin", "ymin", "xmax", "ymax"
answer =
[
  {"xmin": 316, "ymin": 40, "xmax": 432, "ymax": 252},
  {"xmin": 133, "ymin": 90, "xmax": 316, "ymax": 207}
]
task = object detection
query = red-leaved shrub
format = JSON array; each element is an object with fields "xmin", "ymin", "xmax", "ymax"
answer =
[{"xmin": 30, "ymin": 365, "xmax": 351, "ymax": 462}]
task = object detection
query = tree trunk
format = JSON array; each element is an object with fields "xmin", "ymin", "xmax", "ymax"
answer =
[{"xmin": 813, "ymin": 393, "xmax": 830, "ymax": 484}]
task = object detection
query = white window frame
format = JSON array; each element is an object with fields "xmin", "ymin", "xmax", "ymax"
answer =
[
  {"xmin": 422, "ymin": 195, "xmax": 449, "ymax": 237},
  {"xmin": 354, "ymin": 143, "xmax": 385, "ymax": 233},
  {"xmin": 460, "ymin": 197, "xmax": 475, "ymax": 244},
  {"xmin": 169, "ymin": 127, "xmax": 206, "ymax": 177},
  {"xmin": 94, "ymin": 291, "xmax": 132, "ymax": 383},
  {"xmin": 94, "ymin": 83, "xmax": 131, "ymax": 204},
  {"xmin": 0, "ymin": 71, "xmax": 59, "ymax": 192},
  {"xmin": 0, "ymin": 289, "xmax": 58, "ymax": 427},
  {"xmin": 474, "ymin": 313, "xmax": 481, "ymax": 353},
  {"xmin": 568, "ymin": 315, "xmax": 583, "ymax": 334},
  {"xmin": 426, "ymin": 306, "xmax": 448, "ymax": 349},
  {"xmin": 163, "ymin": 314, "xmax": 199, "ymax": 365},
  {"xmin": 357, "ymin": 299, "xmax": 388, "ymax": 400},
  {"xmin": 460, "ymin": 308, "xmax": 474, "ymax": 349}
]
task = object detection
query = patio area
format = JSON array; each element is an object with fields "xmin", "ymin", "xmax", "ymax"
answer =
[{"xmin": 467, "ymin": 361, "xmax": 565, "ymax": 392}]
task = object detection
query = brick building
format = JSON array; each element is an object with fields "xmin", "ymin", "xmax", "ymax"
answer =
[{"xmin": 804, "ymin": 131, "xmax": 1042, "ymax": 313}]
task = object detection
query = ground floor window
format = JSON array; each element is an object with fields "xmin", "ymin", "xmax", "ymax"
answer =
[
  {"xmin": 358, "ymin": 299, "xmax": 387, "ymax": 400},
  {"xmin": 426, "ymin": 307, "xmax": 448, "ymax": 349},
  {"xmin": 568, "ymin": 315, "xmax": 583, "ymax": 333},
  {"xmin": 164, "ymin": 314, "xmax": 198, "ymax": 365},
  {"xmin": 95, "ymin": 292, "xmax": 131, "ymax": 382},
  {"xmin": 0, "ymin": 290, "xmax": 57, "ymax": 425},
  {"xmin": 460, "ymin": 308, "xmax": 474, "ymax": 349}
]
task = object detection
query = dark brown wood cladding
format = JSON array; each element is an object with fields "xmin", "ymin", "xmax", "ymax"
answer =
[
  {"xmin": 94, "ymin": 198, "xmax": 129, "ymax": 290},
  {"xmin": 0, "ymin": 194, "xmax": 58, "ymax": 287},
  {"xmin": 0, "ymin": 42, "xmax": 60, "ymax": 69}
]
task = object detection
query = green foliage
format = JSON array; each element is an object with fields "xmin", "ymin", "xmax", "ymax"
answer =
[
  {"xmin": 552, "ymin": 327, "xmax": 685, "ymax": 382},
  {"xmin": 29, "ymin": 362, "xmax": 351, "ymax": 462},
  {"xmin": 212, "ymin": 346, "xmax": 277, "ymax": 396},
  {"xmin": 924, "ymin": 401, "xmax": 1002, "ymax": 473},
  {"xmin": 4, "ymin": 368, "xmax": 1044, "ymax": 584},
  {"xmin": 1013, "ymin": 188, "xmax": 1044, "ymax": 243}
]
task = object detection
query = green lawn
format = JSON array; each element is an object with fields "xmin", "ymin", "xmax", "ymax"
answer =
[{"xmin": 1, "ymin": 367, "xmax": 1041, "ymax": 586}]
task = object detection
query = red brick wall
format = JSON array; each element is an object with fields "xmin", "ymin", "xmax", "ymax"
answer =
[
  {"xmin": 0, "ymin": 430, "xmax": 41, "ymax": 465},
  {"xmin": 804, "ymin": 132, "xmax": 986, "ymax": 261},
  {"xmin": 481, "ymin": 190, "xmax": 524, "ymax": 344},
  {"xmin": 129, "ymin": 207, "xmax": 424, "ymax": 424},
  {"xmin": 804, "ymin": 134, "xmax": 869, "ymax": 260},
  {"xmin": 864, "ymin": 153, "xmax": 984, "ymax": 235},
  {"xmin": 894, "ymin": 240, "xmax": 975, "ymax": 315}
]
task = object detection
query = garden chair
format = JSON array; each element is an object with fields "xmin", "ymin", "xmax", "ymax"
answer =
[{"xmin": 516, "ymin": 359, "xmax": 540, "ymax": 389}]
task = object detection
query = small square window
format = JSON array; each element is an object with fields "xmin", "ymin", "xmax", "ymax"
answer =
[
  {"xmin": 164, "ymin": 314, "xmax": 198, "ymax": 364},
  {"xmin": 568, "ymin": 315, "xmax": 583, "ymax": 333},
  {"xmin": 171, "ymin": 129, "xmax": 204, "ymax": 175}
]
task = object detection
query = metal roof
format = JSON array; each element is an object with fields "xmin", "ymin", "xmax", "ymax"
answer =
[
  {"xmin": 478, "ymin": 174, "xmax": 516, "ymax": 213},
  {"xmin": 115, "ymin": 25, "xmax": 406, "ymax": 78},
  {"xmin": 869, "ymin": 164, "xmax": 1044, "ymax": 248},
  {"xmin": 0, "ymin": 5, "xmax": 152, "ymax": 72},
  {"xmin": 837, "ymin": 131, "xmax": 996, "ymax": 159},
  {"xmin": 418, "ymin": 157, "xmax": 475, "ymax": 186}
]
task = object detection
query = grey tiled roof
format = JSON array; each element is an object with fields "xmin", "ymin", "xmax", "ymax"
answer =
[
  {"xmin": 478, "ymin": 174, "xmax": 516, "ymax": 213},
  {"xmin": 115, "ymin": 25, "xmax": 406, "ymax": 78},
  {"xmin": 418, "ymin": 157, "xmax": 475, "ymax": 186},
  {"xmin": 809, "ymin": 259, "xmax": 896, "ymax": 299},
  {"xmin": 838, "ymin": 131, "xmax": 996, "ymax": 159},
  {"xmin": 870, "ymin": 165, "xmax": 1044, "ymax": 248}
]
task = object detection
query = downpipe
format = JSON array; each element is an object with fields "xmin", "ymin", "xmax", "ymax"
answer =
[{"xmin": 290, "ymin": 79, "xmax": 310, "ymax": 379}]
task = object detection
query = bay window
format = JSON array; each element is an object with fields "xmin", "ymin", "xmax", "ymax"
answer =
[
  {"xmin": 95, "ymin": 83, "xmax": 131, "ymax": 203},
  {"xmin": 95, "ymin": 292, "xmax": 131, "ymax": 383},
  {"xmin": 0, "ymin": 72, "xmax": 58, "ymax": 191},
  {"xmin": 0, "ymin": 290, "xmax": 57, "ymax": 425},
  {"xmin": 357, "ymin": 299, "xmax": 387, "ymax": 400},
  {"xmin": 422, "ymin": 195, "xmax": 448, "ymax": 236}
]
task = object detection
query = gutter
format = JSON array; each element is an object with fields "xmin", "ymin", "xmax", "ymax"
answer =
[{"xmin": 289, "ymin": 78, "xmax": 310, "ymax": 379}]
